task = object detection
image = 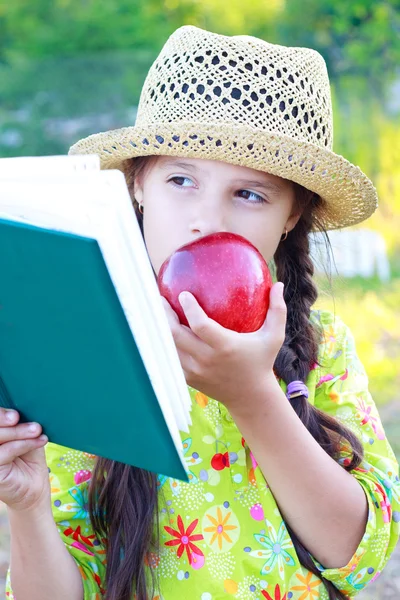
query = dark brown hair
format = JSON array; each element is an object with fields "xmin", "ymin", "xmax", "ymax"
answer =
[{"xmin": 89, "ymin": 155, "xmax": 363, "ymax": 600}]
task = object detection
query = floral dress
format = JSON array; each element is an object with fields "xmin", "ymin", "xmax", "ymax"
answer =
[{"xmin": 6, "ymin": 310, "xmax": 400, "ymax": 599}]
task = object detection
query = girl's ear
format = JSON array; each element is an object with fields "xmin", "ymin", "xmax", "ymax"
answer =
[
  {"xmin": 134, "ymin": 182, "xmax": 144, "ymax": 205},
  {"xmin": 285, "ymin": 211, "xmax": 302, "ymax": 234},
  {"xmin": 131, "ymin": 155, "xmax": 157, "ymax": 205}
]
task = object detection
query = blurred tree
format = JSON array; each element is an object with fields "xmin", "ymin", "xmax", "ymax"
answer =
[
  {"xmin": 2, "ymin": 0, "xmax": 398, "ymax": 88},
  {"xmin": 176, "ymin": 0, "xmax": 284, "ymax": 35},
  {"xmin": 0, "ymin": 0, "xmax": 176, "ymax": 58},
  {"xmin": 273, "ymin": 0, "xmax": 400, "ymax": 98},
  {"xmin": 0, "ymin": 0, "xmax": 399, "ymax": 159}
]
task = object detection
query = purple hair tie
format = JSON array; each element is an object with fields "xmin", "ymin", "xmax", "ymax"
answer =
[{"xmin": 286, "ymin": 380, "xmax": 309, "ymax": 400}]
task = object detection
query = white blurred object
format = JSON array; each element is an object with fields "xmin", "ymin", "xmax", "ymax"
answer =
[{"xmin": 310, "ymin": 228, "xmax": 391, "ymax": 281}]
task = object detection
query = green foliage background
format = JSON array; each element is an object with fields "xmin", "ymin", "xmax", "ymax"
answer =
[{"xmin": 1, "ymin": 0, "xmax": 399, "ymax": 405}]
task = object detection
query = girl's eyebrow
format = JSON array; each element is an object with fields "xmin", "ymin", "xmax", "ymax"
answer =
[
  {"xmin": 161, "ymin": 160, "xmax": 282, "ymax": 194},
  {"xmin": 234, "ymin": 179, "xmax": 283, "ymax": 194},
  {"xmin": 160, "ymin": 160, "xmax": 198, "ymax": 173}
]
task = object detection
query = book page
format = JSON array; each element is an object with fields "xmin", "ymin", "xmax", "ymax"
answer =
[
  {"xmin": 0, "ymin": 154, "xmax": 100, "ymax": 177},
  {"xmin": 105, "ymin": 173, "xmax": 192, "ymax": 426}
]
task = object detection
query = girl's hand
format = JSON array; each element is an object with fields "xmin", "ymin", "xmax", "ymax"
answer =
[
  {"xmin": 162, "ymin": 282, "xmax": 286, "ymax": 410},
  {"xmin": 0, "ymin": 409, "xmax": 50, "ymax": 512}
]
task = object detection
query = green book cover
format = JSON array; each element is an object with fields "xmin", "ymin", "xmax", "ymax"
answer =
[{"xmin": 0, "ymin": 217, "xmax": 188, "ymax": 482}]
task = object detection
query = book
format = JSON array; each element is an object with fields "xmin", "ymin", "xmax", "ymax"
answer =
[{"xmin": 0, "ymin": 155, "xmax": 192, "ymax": 482}]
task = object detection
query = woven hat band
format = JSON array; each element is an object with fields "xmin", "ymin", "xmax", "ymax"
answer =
[{"xmin": 137, "ymin": 26, "xmax": 333, "ymax": 151}]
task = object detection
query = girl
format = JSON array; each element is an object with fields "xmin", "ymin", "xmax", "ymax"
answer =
[{"xmin": 4, "ymin": 25, "xmax": 400, "ymax": 600}]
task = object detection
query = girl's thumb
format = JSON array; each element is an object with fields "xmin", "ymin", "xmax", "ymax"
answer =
[{"xmin": 263, "ymin": 282, "xmax": 287, "ymax": 346}]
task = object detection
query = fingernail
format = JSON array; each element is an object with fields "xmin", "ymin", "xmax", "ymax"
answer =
[
  {"xmin": 179, "ymin": 292, "xmax": 190, "ymax": 308},
  {"xmin": 278, "ymin": 282, "xmax": 284, "ymax": 298},
  {"xmin": 28, "ymin": 423, "xmax": 39, "ymax": 433},
  {"xmin": 6, "ymin": 410, "xmax": 17, "ymax": 422}
]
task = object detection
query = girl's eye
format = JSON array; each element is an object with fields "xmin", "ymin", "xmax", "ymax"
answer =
[
  {"xmin": 168, "ymin": 176, "xmax": 194, "ymax": 188},
  {"xmin": 168, "ymin": 177, "xmax": 267, "ymax": 204},
  {"xmin": 237, "ymin": 189, "xmax": 267, "ymax": 204}
]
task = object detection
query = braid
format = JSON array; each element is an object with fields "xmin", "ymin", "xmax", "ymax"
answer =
[
  {"xmin": 273, "ymin": 186, "xmax": 364, "ymax": 600},
  {"xmin": 274, "ymin": 199, "xmax": 318, "ymax": 388}
]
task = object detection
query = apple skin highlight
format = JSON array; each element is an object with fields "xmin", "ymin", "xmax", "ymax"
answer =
[{"xmin": 157, "ymin": 232, "xmax": 272, "ymax": 333}]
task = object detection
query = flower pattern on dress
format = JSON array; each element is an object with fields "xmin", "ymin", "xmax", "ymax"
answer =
[
  {"xmin": 322, "ymin": 324, "xmax": 337, "ymax": 354},
  {"xmin": 356, "ymin": 398, "xmax": 385, "ymax": 440},
  {"xmin": 375, "ymin": 457, "xmax": 400, "ymax": 508},
  {"xmin": 63, "ymin": 525, "xmax": 96, "ymax": 555},
  {"xmin": 262, "ymin": 583, "xmax": 288, "ymax": 599},
  {"xmin": 202, "ymin": 505, "xmax": 240, "ymax": 552},
  {"xmin": 290, "ymin": 571, "xmax": 322, "ymax": 599},
  {"xmin": 56, "ymin": 485, "xmax": 90, "ymax": 524},
  {"xmin": 345, "ymin": 566, "xmax": 374, "ymax": 591},
  {"xmin": 159, "ymin": 437, "xmax": 202, "ymax": 494},
  {"xmin": 49, "ymin": 471, "xmax": 61, "ymax": 494},
  {"xmin": 164, "ymin": 515, "xmax": 204, "ymax": 565},
  {"xmin": 250, "ymin": 520, "xmax": 296, "ymax": 579}
]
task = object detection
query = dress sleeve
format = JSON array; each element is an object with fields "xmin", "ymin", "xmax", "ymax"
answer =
[
  {"xmin": 5, "ymin": 442, "xmax": 106, "ymax": 600},
  {"xmin": 309, "ymin": 310, "xmax": 400, "ymax": 597}
]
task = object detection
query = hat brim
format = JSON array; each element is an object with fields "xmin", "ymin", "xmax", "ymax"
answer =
[{"xmin": 68, "ymin": 122, "xmax": 378, "ymax": 231}]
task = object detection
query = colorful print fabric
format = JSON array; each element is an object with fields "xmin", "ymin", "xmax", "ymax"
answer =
[{"xmin": 6, "ymin": 310, "xmax": 400, "ymax": 599}]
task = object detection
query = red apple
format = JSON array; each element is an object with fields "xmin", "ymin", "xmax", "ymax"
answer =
[{"xmin": 157, "ymin": 232, "xmax": 272, "ymax": 333}]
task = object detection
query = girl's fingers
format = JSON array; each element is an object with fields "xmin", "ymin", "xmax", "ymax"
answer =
[
  {"xmin": 161, "ymin": 296, "xmax": 180, "ymax": 325},
  {"xmin": 0, "ymin": 409, "xmax": 47, "ymax": 466},
  {"xmin": 179, "ymin": 356, "xmax": 198, "ymax": 388},
  {"xmin": 0, "ymin": 422, "xmax": 43, "ymax": 444},
  {"xmin": 173, "ymin": 322, "xmax": 211, "ymax": 357},
  {"xmin": 0, "ymin": 408, "xmax": 20, "ymax": 427},
  {"xmin": 263, "ymin": 282, "xmax": 287, "ymax": 347},
  {"xmin": 162, "ymin": 296, "xmax": 211, "ymax": 356},
  {"xmin": 179, "ymin": 292, "xmax": 227, "ymax": 349},
  {"xmin": 175, "ymin": 348, "xmax": 198, "ymax": 376},
  {"xmin": 0, "ymin": 437, "xmax": 48, "ymax": 467}
]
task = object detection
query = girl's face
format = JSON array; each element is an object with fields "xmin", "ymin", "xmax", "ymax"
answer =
[{"xmin": 134, "ymin": 156, "xmax": 301, "ymax": 275}]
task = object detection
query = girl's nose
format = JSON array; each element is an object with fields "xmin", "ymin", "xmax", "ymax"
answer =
[{"xmin": 189, "ymin": 198, "xmax": 227, "ymax": 237}]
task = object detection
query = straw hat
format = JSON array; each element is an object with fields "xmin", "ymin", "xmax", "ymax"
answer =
[{"xmin": 69, "ymin": 25, "xmax": 378, "ymax": 230}]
